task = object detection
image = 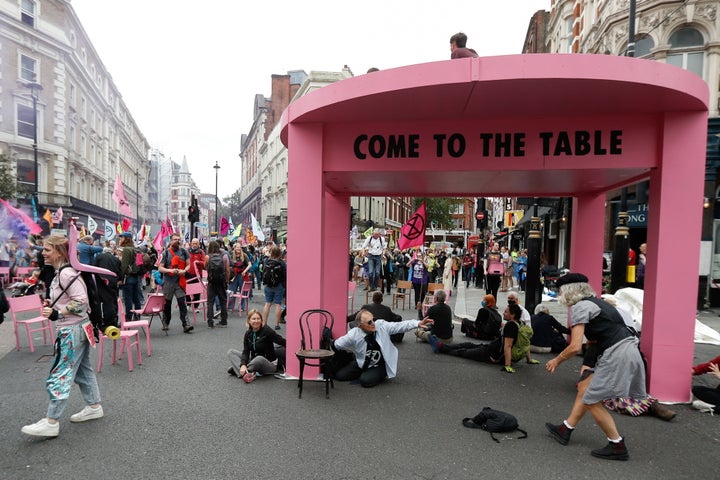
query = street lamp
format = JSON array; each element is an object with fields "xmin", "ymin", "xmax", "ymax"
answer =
[
  {"xmin": 135, "ymin": 168, "xmax": 140, "ymax": 233},
  {"xmin": 165, "ymin": 201, "xmax": 169, "ymax": 219},
  {"xmin": 25, "ymin": 81, "xmax": 43, "ymax": 203},
  {"xmin": 213, "ymin": 161, "xmax": 220, "ymax": 234}
]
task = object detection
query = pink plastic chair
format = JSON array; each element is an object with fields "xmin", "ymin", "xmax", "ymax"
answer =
[
  {"xmin": 97, "ymin": 328, "xmax": 142, "ymax": 373},
  {"xmin": 8, "ymin": 294, "xmax": 53, "ymax": 352},
  {"xmin": 229, "ymin": 281, "xmax": 252, "ymax": 314},
  {"xmin": 185, "ymin": 281, "xmax": 207, "ymax": 325},
  {"xmin": 121, "ymin": 298, "xmax": 152, "ymax": 357}
]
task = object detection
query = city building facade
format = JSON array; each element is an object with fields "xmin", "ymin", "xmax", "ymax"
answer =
[{"xmin": 0, "ymin": 0, "xmax": 150, "ymax": 233}]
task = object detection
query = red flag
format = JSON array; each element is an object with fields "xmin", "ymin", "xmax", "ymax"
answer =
[
  {"xmin": 112, "ymin": 174, "xmax": 133, "ymax": 217},
  {"xmin": 121, "ymin": 217, "xmax": 132, "ymax": 233},
  {"xmin": 398, "ymin": 202, "xmax": 426, "ymax": 251}
]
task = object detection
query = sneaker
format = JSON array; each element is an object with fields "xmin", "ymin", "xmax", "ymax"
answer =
[
  {"xmin": 427, "ymin": 334, "xmax": 443, "ymax": 354},
  {"xmin": 590, "ymin": 439, "xmax": 629, "ymax": 461},
  {"xmin": 218, "ymin": 323, "xmax": 228, "ymax": 328},
  {"xmin": 227, "ymin": 367, "xmax": 238, "ymax": 377},
  {"xmin": 161, "ymin": 319, "xmax": 169, "ymax": 331},
  {"xmin": 649, "ymin": 402, "xmax": 676, "ymax": 421},
  {"xmin": 21, "ymin": 418, "xmax": 59, "ymax": 437},
  {"xmin": 274, "ymin": 325, "xmax": 281, "ymax": 330},
  {"xmin": 692, "ymin": 399, "xmax": 716, "ymax": 413},
  {"xmin": 242, "ymin": 372, "xmax": 256, "ymax": 383},
  {"xmin": 183, "ymin": 325, "xmax": 194, "ymax": 334},
  {"xmin": 207, "ymin": 321, "xmax": 214, "ymax": 329},
  {"xmin": 70, "ymin": 405, "xmax": 104, "ymax": 423},
  {"xmin": 545, "ymin": 422, "xmax": 572, "ymax": 446}
]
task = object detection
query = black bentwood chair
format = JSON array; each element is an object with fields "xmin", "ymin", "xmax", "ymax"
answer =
[{"xmin": 296, "ymin": 309, "xmax": 335, "ymax": 399}]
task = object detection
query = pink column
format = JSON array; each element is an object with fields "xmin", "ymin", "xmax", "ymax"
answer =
[
  {"xmin": 641, "ymin": 112, "xmax": 707, "ymax": 402},
  {"xmin": 285, "ymin": 123, "xmax": 324, "ymax": 378},
  {"xmin": 322, "ymin": 191, "xmax": 351, "ymax": 339},
  {"xmin": 569, "ymin": 193, "xmax": 606, "ymax": 291}
]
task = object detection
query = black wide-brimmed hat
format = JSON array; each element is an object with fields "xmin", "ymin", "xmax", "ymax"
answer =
[{"xmin": 555, "ymin": 273, "xmax": 589, "ymax": 289}]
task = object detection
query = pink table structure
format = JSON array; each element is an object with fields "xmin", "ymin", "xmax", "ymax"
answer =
[{"xmin": 280, "ymin": 54, "xmax": 708, "ymax": 402}]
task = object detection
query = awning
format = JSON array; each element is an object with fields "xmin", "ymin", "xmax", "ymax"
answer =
[{"xmin": 514, "ymin": 206, "xmax": 553, "ymax": 229}]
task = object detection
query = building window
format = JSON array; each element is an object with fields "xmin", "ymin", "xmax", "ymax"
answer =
[
  {"xmin": 666, "ymin": 27, "xmax": 705, "ymax": 78},
  {"xmin": 21, "ymin": 0, "xmax": 35, "ymax": 27},
  {"xmin": 634, "ymin": 35, "xmax": 654, "ymax": 57},
  {"xmin": 16, "ymin": 158, "xmax": 34, "ymax": 194},
  {"xmin": 20, "ymin": 54, "xmax": 37, "ymax": 82},
  {"xmin": 17, "ymin": 104, "xmax": 34, "ymax": 139}
]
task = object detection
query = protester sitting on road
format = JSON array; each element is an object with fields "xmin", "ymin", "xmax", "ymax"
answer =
[
  {"xmin": 332, "ymin": 309, "xmax": 433, "ymax": 388},
  {"xmin": 461, "ymin": 294, "xmax": 502, "ymax": 340},
  {"xmin": 530, "ymin": 304, "xmax": 570, "ymax": 353},
  {"xmin": 428, "ymin": 303, "xmax": 538, "ymax": 372},
  {"xmin": 544, "ymin": 273, "xmax": 647, "ymax": 461},
  {"xmin": 349, "ymin": 291, "xmax": 405, "ymax": 343},
  {"xmin": 691, "ymin": 357, "xmax": 720, "ymax": 413},
  {"xmin": 227, "ymin": 309, "xmax": 286, "ymax": 383},
  {"xmin": 416, "ymin": 289, "xmax": 454, "ymax": 344}
]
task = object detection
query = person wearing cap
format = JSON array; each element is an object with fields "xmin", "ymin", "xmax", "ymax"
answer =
[
  {"xmin": 544, "ymin": 273, "xmax": 647, "ymax": 461},
  {"xmin": 77, "ymin": 235, "xmax": 103, "ymax": 265}
]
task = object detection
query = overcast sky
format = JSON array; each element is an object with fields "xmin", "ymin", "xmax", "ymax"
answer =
[{"xmin": 71, "ymin": 0, "xmax": 550, "ymax": 199}]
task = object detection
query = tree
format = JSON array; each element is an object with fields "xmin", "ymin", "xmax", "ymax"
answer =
[
  {"xmin": 413, "ymin": 197, "xmax": 462, "ymax": 229},
  {"xmin": 0, "ymin": 154, "xmax": 17, "ymax": 200}
]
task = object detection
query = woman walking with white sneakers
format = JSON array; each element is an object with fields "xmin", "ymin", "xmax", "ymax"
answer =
[{"xmin": 21, "ymin": 235, "xmax": 104, "ymax": 437}]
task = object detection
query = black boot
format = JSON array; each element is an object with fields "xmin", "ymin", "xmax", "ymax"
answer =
[
  {"xmin": 591, "ymin": 439, "xmax": 629, "ymax": 461},
  {"xmin": 545, "ymin": 422, "xmax": 573, "ymax": 446}
]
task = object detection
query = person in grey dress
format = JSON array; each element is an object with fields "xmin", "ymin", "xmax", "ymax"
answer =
[{"xmin": 543, "ymin": 273, "xmax": 647, "ymax": 461}]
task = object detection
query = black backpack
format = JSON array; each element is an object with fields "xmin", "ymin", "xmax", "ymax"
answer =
[
  {"xmin": 478, "ymin": 307, "xmax": 502, "ymax": 340},
  {"xmin": 263, "ymin": 259, "xmax": 284, "ymax": 287},
  {"xmin": 207, "ymin": 253, "xmax": 226, "ymax": 283},
  {"xmin": 462, "ymin": 407, "xmax": 528, "ymax": 443},
  {"xmin": 55, "ymin": 266, "xmax": 119, "ymax": 341}
]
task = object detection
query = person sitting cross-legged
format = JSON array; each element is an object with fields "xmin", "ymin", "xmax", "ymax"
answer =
[
  {"xmin": 332, "ymin": 309, "xmax": 433, "ymax": 388},
  {"xmin": 415, "ymin": 289, "xmax": 454, "ymax": 345}
]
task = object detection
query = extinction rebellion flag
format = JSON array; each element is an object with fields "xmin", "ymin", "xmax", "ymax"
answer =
[{"xmin": 398, "ymin": 202, "xmax": 426, "ymax": 251}]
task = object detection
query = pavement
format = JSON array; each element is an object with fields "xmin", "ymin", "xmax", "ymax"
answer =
[{"xmin": 1, "ymin": 283, "xmax": 718, "ymax": 479}]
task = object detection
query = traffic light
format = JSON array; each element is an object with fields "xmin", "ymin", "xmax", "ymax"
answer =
[{"xmin": 188, "ymin": 205, "xmax": 197, "ymax": 223}]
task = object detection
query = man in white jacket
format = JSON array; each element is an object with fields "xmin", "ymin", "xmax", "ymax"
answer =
[{"xmin": 332, "ymin": 309, "xmax": 433, "ymax": 387}]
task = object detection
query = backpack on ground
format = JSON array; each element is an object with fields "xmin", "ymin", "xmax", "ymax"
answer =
[
  {"xmin": 56, "ymin": 266, "xmax": 119, "ymax": 341},
  {"xmin": 462, "ymin": 407, "xmax": 528, "ymax": 443},
  {"xmin": 511, "ymin": 322, "xmax": 534, "ymax": 362},
  {"xmin": 207, "ymin": 253, "xmax": 226, "ymax": 283},
  {"xmin": 263, "ymin": 259, "xmax": 284, "ymax": 287}
]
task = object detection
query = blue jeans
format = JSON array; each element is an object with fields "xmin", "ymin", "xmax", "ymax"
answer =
[
  {"xmin": 122, "ymin": 275, "xmax": 144, "ymax": 319},
  {"xmin": 367, "ymin": 254, "xmax": 382, "ymax": 289},
  {"xmin": 47, "ymin": 323, "xmax": 101, "ymax": 419}
]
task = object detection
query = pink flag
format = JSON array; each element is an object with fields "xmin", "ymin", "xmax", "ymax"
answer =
[
  {"xmin": 165, "ymin": 215, "xmax": 175, "ymax": 234},
  {"xmin": 153, "ymin": 221, "xmax": 168, "ymax": 251},
  {"xmin": 112, "ymin": 175, "xmax": 133, "ymax": 217},
  {"xmin": 219, "ymin": 216, "xmax": 230, "ymax": 235},
  {"xmin": 52, "ymin": 207, "xmax": 64, "ymax": 225},
  {"xmin": 398, "ymin": 202, "xmax": 426, "ymax": 251}
]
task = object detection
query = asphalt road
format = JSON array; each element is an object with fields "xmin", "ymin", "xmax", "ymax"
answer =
[{"xmin": 1, "ymin": 284, "xmax": 717, "ymax": 479}]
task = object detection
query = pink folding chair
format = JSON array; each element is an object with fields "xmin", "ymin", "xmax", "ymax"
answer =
[
  {"xmin": 121, "ymin": 298, "xmax": 152, "ymax": 357},
  {"xmin": 228, "ymin": 281, "xmax": 252, "ymax": 314},
  {"xmin": 8, "ymin": 294, "xmax": 53, "ymax": 352}
]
